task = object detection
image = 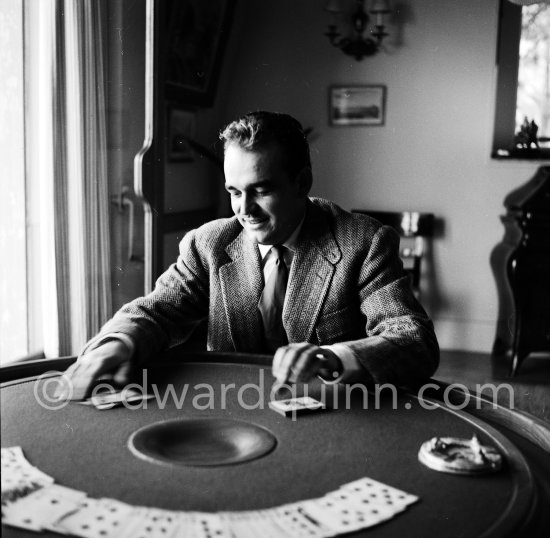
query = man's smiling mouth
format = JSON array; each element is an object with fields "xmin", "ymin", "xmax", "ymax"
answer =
[{"xmin": 243, "ymin": 217, "xmax": 268, "ymax": 225}]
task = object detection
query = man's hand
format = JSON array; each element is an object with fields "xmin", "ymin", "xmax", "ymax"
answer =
[
  {"xmin": 54, "ymin": 340, "xmax": 133, "ymax": 401},
  {"xmin": 272, "ymin": 343, "xmax": 342, "ymax": 384}
]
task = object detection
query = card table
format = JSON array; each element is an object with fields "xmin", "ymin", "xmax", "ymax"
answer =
[{"xmin": 2, "ymin": 351, "xmax": 550, "ymax": 537}]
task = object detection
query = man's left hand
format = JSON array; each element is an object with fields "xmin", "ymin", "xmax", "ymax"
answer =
[{"xmin": 272, "ymin": 343, "xmax": 342, "ymax": 384}]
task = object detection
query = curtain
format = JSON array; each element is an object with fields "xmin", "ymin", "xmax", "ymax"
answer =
[{"xmin": 39, "ymin": 0, "xmax": 112, "ymax": 357}]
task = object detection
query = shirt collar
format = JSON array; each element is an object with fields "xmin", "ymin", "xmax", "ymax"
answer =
[{"xmin": 257, "ymin": 216, "xmax": 305, "ymax": 260}]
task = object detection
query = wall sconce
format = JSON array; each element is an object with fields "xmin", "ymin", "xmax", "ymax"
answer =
[{"xmin": 325, "ymin": 0, "xmax": 392, "ymax": 61}]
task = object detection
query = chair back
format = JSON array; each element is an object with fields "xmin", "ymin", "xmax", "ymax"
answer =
[{"xmin": 352, "ymin": 210, "xmax": 435, "ymax": 295}]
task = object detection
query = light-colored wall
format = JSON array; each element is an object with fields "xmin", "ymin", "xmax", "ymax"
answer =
[
  {"xmin": 105, "ymin": 0, "xmax": 547, "ymax": 352},
  {"xmin": 212, "ymin": 0, "xmax": 547, "ymax": 352}
]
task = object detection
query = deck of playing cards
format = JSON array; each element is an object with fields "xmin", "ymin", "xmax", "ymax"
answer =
[
  {"xmin": 77, "ymin": 387, "xmax": 154, "ymax": 410},
  {"xmin": 268, "ymin": 396, "xmax": 325, "ymax": 417},
  {"xmin": 2, "ymin": 445, "xmax": 419, "ymax": 537}
]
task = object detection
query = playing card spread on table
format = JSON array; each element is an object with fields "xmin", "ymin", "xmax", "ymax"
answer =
[
  {"xmin": 2, "ymin": 445, "xmax": 419, "ymax": 537},
  {"xmin": 219, "ymin": 511, "xmax": 254, "ymax": 538},
  {"xmin": 2, "ymin": 484, "xmax": 87, "ymax": 533},
  {"xmin": 192, "ymin": 511, "xmax": 233, "ymax": 538},
  {"xmin": 268, "ymin": 396, "xmax": 326, "ymax": 417},
  {"xmin": 241, "ymin": 510, "xmax": 293, "ymax": 538},
  {"xmin": 299, "ymin": 496, "xmax": 385, "ymax": 534},
  {"xmin": 1, "ymin": 446, "xmax": 54, "ymax": 505},
  {"xmin": 267, "ymin": 504, "xmax": 336, "ymax": 537},
  {"xmin": 340, "ymin": 477, "xmax": 419, "ymax": 508},
  {"xmin": 116, "ymin": 506, "xmax": 188, "ymax": 538},
  {"xmin": 220, "ymin": 510, "xmax": 286, "ymax": 538},
  {"xmin": 297, "ymin": 478, "xmax": 419, "ymax": 535},
  {"xmin": 56, "ymin": 497, "xmax": 136, "ymax": 538}
]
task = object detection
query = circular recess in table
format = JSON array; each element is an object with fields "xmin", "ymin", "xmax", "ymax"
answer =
[{"xmin": 128, "ymin": 417, "xmax": 277, "ymax": 466}]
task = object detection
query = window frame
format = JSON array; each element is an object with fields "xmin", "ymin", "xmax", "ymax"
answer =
[{"xmin": 492, "ymin": 0, "xmax": 550, "ymax": 161}]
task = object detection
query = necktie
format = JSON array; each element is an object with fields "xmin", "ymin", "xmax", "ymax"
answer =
[{"xmin": 258, "ymin": 245, "xmax": 289, "ymax": 352}]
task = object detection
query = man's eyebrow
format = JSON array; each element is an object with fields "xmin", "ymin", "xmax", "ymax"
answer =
[
  {"xmin": 250, "ymin": 180, "xmax": 275, "ymax": 189},
  {"xmin": 225, "ymin": 180, "xmax": 275, "ymax": 191}
]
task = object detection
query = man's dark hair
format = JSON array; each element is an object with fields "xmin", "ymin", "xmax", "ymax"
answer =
[{"xmin": 219, "ymin": 111, "xmax": 311, "ymax": 180}]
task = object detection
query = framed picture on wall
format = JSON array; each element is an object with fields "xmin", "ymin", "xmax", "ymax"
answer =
[
  {"xmin": 329, "ymin": 86, "xmax": 387, "ymax": 126},
  {"xmin": 164, "ymin": 0, "xmax": 235, "ymax": 107}
]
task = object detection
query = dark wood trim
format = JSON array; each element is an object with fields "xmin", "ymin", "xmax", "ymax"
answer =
[
  {"xmin": 426, "ymin": 380, "xmax": 550, "ymax": 453},
  {"xmin": 0, "ymin": 351, "xmax": 274, "ymax": 385},
  {"xmin": 0, "ymin": 357, "xmax": 76, "ymax": 384},
  {"xmin": 409, "ymin": 389, "xmax": 536, "ymax": 538}
]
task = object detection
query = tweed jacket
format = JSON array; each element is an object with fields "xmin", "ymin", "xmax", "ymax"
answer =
[{"xmin": 87, "ymin": 198, "xmax": 439, "ymax": 386}]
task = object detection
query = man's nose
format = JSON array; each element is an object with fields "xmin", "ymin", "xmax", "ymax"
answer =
[{"xmin": 240, "ymin": 193, "xmax": 256, "ymax": 215}]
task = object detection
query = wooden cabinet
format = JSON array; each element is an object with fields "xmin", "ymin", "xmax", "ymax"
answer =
[{"xmin": 491, "ymin": 166, "xmax": 550, "ymax": 375}]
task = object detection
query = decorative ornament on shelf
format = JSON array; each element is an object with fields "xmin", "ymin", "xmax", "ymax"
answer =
[
  {"xmin": 514, "ymin": 117, "xmax": 540, "ymax": 150},
  {"xmin": 325, "ymin": 0, "xmax": 392, "ymax": 61}
]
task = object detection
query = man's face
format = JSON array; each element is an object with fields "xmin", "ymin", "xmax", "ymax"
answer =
[{"xmin": 224, "ymin": 143, "xmax": 308, "ymax": 245}]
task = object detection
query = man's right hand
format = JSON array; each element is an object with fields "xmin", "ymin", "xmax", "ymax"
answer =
[{"xmin": 54, "ymin": 339, "xmax": 133, "ymax": 401}]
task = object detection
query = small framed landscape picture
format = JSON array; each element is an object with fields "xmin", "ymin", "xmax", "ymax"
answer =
[{"xmin": 329, "ymin": 85, "xmax": 386, "ymax": 126}]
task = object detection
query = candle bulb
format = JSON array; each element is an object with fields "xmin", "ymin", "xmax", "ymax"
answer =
[
  {"xmin": 325, "ymin": 0, "xmax": 343, "ymax": 14},
  {"xmin": 370, "ymin": 0, "xmax": 390, "ymax": 13}
]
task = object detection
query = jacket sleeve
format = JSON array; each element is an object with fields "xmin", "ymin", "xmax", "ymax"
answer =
[
  {"xmin": 80, "ymin": 230, "xmax": 209, "ymax": 365},
  {"xmin": 340, "ymin": 225, "xmax": 439, "ymax": 388}
]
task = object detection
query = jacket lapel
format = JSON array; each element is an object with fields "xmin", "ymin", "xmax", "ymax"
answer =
[
  {"xmin": 219, "ymin": 230, "xmax": 265, "ymax": 351},
  {"xmin": 283, "ymin": 202, "xmax": 342, "ymax": 343}
]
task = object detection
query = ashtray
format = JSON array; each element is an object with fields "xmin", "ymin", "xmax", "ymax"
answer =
[{"xmin": 418, "ymin": 434, "xmax": 503, "ymax": 475}]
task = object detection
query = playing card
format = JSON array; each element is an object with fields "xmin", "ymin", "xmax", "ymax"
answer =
[
  {"xmin": 90, "ymin": 388, "xmax": 154, "ymax": 410},
  {"xmin": 1, "ymin": 446, "xmax": 54, "ymax": 504},
  {"xmin": 218, "ymin": 511, "xmax": 258, "ymax": 538},
  {"xmin": 235, "ymin": 509, "xmax": 308, "ymax": 538},
  {"xmin": 268, "ymin": 396, "xmax": 325, "ymax": 417},
  {"xmin": 171, "ymin": 511, "xmax": 198, "ymax": 538},
  {"xmin": 266, "ymin": 503, "xmax": 335, "ymax": 537},
  {"xmin": 299, "ymin": 489, "xmax": 397, "ymax": 535},
  {"xmin": 114, "ymin": 506, "xmax": 183, "ymax": 538},
  {"xmin": 264, "ymin": 508, "xmax": 320, "ymax": 538},
  {"xmin": 243, "ymin": 510, "xmax": 291, "ymax": 538},
  {"xmin": 1, "ymin": 446, "xmax": 54, "ymax": 482},
  {"xmin": 2, "ymin": 483, "xmax": 87, "ymax": 533},
  {"xmin": 1, "ymin": 446, "xmax": 25, "ymax": 468},
  {"xmin": 221, "ymin": 510, "xmax": 291, "ymax": 538},
  {"xmin": 192, "ymin": 511, "xmax": 233, "ymax": 538},
  {"xmin": 56, "ymin": 497, "xmax": 136, "ymax": 538},
  {"xmin": 340, "ymin": 477, "xmax": 419, "ymax": 509}
]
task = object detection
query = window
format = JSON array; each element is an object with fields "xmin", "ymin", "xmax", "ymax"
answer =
[
  {"xmin": 0, "ymin": 0, "xmax": 32, "ymax": 364},
  {"xmin": 492, "ymin": 0, "xmax": 550, "ymax": 159},
  {"xmin": 516, "ymin": 3, "xmax": 550, "ymax": 146},
  {"xmin": 0, "ymin": 0, "xmax": 113, "ymax": 365}
]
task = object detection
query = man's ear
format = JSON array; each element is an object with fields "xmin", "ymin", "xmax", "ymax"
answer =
[{"xmin": 295, "ymin": 167, "xmax": 313, "ymax": 196}]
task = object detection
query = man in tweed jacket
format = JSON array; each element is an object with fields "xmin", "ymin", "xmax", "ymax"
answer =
[{"xmin": 59, "ymin": 111, "xmax": 439, "ymax": 399}]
